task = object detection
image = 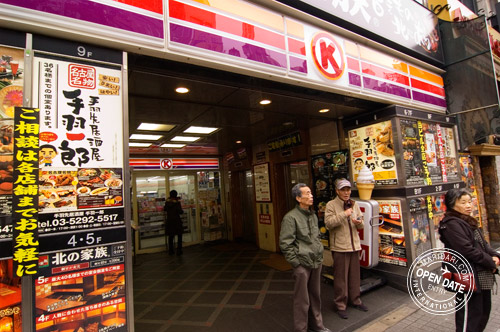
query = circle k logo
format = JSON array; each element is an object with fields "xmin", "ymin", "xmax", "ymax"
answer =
[
  {"xmin": 161, "ymin": 158, "xmax": 173, "ymax": 169},
  {"xmin": 311, "ymin": 32, "xmax": 345, "ymax": 80}
]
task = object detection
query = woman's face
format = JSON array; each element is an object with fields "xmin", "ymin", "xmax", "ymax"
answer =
[{"xmin": 453, "ymin": 194, "xmax": 473, "ymax": 215}]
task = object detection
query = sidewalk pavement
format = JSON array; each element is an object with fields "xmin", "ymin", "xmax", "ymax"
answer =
[{"xmin": 354, "ymin": 290, "xmax": 500, "ymax": 332}]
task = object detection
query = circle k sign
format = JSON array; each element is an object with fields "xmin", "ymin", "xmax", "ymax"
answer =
[
  {"xmin": 311, "ymin": 32, "xmax": 345, "ymax": 80},
  {"xmin": 161, "ymin": 158, "xmax": 173, "ymax": 169}
]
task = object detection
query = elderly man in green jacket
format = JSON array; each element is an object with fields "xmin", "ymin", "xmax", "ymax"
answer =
[{"xmin": 280, "ymin": 183, "xmax": 331, "ymax": 332}]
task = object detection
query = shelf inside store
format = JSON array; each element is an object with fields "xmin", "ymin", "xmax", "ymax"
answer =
[{"xmin": 139, "ymin": 222, "xmax": 164, "ymax": 232}]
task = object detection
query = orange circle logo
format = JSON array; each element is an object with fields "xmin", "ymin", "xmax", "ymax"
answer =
[{"xmin": 311, "ymin": 32, "xmax": 345, "ymax": 80}]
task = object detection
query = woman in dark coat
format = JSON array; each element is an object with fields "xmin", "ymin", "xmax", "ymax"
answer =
[
  {"xmin": 439, "ymin": 188, "xmax": 500, "ymax": 332},
  {"xmin": 164, "ymin": 190, "xmax": 184, "ymax": 255}
]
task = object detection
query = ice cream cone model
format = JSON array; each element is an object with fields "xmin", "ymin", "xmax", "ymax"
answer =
[
  {"xmin": 357, "ymin": 183, "xmax": 375, "ymax": 200},
  {"xmin": 356, "ymin": 166, "xmax": 375, "ymax": 200}
]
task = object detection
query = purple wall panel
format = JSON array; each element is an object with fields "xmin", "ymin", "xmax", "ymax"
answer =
[
  {"xmin": 0, "ymin": 0, "xmax": 163, "ymax": 38},
  {"xmin": 170, "ymin": 23, "xmax": 287, "ymax": 69}
]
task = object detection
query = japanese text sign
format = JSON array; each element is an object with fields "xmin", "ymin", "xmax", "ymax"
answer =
[
  {"xmin": 33, "ymin": 57, "xmax": 123, "ymax": 168},
  {"xmin": 12, "ymin": 107, "xmax": 40, "ymax": 276}
]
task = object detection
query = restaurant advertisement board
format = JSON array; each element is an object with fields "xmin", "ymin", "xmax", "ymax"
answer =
[
  {"xmin": 35, "ymin": 244, "xmax": 126, "ymax": 332},
  {"xmin": 348, "ymin": 120, "xmax": 397, "ymax": 185},
  {"xmin": 311, "ymin": 151, "xmax": 349, "ymax": 248},
  {"xmin": 29, "ymin": 40, "xmax": 128, "ymax": 332},
  {"xmin": 0, "ymin": 259, "xmax": 22, "ymax": 331},
  {"xmin": 401, "ymin": 119, "xmax": 459, "ymax": 186},
  {"xmin": 408, "ymin": 197, "xmax": 432, "ymax": 257},
  {"xmin": 377, "ymin": 199, "xmax": 407, "ymax": 266}
]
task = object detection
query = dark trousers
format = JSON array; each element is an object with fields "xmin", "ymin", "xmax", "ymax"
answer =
[
  {"xmin": 292, "ymin": 265, "xmax": 325, "ymax": 332},
  {"xmin": 168, "ymin": 233, "xmax": 182, "ymax": 254},
  {"xmin": 455, "ymin": 289, "xmax": 491, "ymax": 332},
  {"xmin": 332, "ymin": 251, "xmax": 362, "ymax": 311}
]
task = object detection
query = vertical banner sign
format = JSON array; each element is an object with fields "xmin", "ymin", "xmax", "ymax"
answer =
[
  {"xmin": 12, "ymin": 107, "xmax": 40, "ymax": 276},
  {"xmin": 32, "ymin": 43, "xmax": 126, "ymax": 332},
  {"xmin": 417, "ymin": 121, "xmax": 431, "ymax": 185}
]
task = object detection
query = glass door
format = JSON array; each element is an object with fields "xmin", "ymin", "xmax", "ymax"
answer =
[
  {"xmin": 168, "ymin": 174, "xmax": 199, "ymax": 245},
  {"xmin": 133, "ymin": 172, "xmax": 167, "ymax": 252}
]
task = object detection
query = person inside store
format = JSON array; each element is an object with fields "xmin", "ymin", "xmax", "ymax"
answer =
[
  {"xmin": 164, "ymin": 190, "xmax": 184, "ymax": 256},
  {"xmin": 279, "ymin": 183, "xmax": 332, "ymax": 332},
  {"xmin": 439, "ymin": 188, "xmax": 500, "ymax": 332},
  {"xmin": 324, "ymin": 178, "xmax": 367, "ymax": 319}
]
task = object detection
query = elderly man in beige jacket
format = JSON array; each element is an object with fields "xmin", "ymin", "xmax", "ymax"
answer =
[{"xmin": 324, "ymin": 178, "xmax": 368, "ymax": 319}]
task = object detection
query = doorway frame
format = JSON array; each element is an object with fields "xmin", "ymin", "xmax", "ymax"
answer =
[{"xmin": 132, "ymin": 170, "xmax": 201, "ymax": 254}]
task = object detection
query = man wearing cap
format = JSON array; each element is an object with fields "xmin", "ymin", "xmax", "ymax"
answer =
[
  {"xmin": 280, "ymin": 183, "xmax": 332, "ymax": 332},
  {"xmin": 325, "ymin": 178, "xmax": 367, "ymax": 319}
]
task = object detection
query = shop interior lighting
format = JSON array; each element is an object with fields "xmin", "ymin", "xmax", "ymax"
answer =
[
  {"xmin": 236, "ymin": 140, "xmax": 242, "ymax": 144},
  {"xmin": 176, "ymin": 87, "xmax": 189, "ymax": 93},
  {"xmin": 183, "ymin": 126, "xmax": 219, "ymax": 134},
  {"xmin": 137, "ymin": 123, "xmax": 176, "ymax": 131},
  {"xmin": 283, "ymin": 121, "xmax": 294, "ymax": 126},
  {"xmin": 161, "ymin": 143, "xmax": 186, "ymax": 148},
  {"xmin": 129, "ymin": 142, "xmax": 152, "ymax": 147},
  {"xmin": 259, "ymin": 99, "xmax": 271, "ymax": 105},
  {"xmin": 171, "ymin": 136, "xmax": 200, "ymax": 142},
  {"xmin": 319, "ymin": 108, "xmax": 330, "ymax": 113},
  {"xmin": 129, "ymin": 134, "xmax": 162, "ymax": 140}
]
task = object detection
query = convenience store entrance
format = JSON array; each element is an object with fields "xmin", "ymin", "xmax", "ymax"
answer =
[
  {"xmin": 127, "ymin": 54, "xmax": 384, "ymax": 252},
  {"xmin": 132, "ymin": 170, "xmax": 224, "ymax": 254}
]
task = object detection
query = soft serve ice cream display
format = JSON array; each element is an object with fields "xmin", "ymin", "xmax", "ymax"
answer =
[{"xmin": 356, "ymin": 166, "xmax": 375, "ymax": 200}]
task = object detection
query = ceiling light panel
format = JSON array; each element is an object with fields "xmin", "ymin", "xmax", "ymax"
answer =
[
  {"xmin": 161, "ymin": 143, "xmax": 186, "ymax": 148},
  {"xmin": 171, "ymin": 136, "xmax": 200, "ymax": 142},
  {"xmin": 137, "ymin": 123, "xmax": 176, "ymax": 131},
  {"xmin": 183, "ymin": 126, "xmax": 219, "ymax": 134},
  {"xmin": 129, "ymin": 142, "xmax": 151, "ymax": 147},
  {"xmin": 129, "ymin": 134, "xmax": 162, "ymax": 140}
]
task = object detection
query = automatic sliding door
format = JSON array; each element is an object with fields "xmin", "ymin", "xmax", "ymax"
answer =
[
  {"xmin": 168, "ymin": 174, "xmax": 198, "ymax": 244},
  {"xmin": 133, "ymin": 172, "xmax": 167, "ymax": 252}
]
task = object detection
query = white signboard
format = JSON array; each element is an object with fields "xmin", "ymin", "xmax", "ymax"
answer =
[{"xmin": 32, "ymin": 57, "xmax": 123, "ymax": 168}]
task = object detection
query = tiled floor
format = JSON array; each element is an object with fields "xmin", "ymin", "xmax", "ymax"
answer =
[{"xmin": 132, "ymin": 243, "xmax": 409, "ymax": 332}]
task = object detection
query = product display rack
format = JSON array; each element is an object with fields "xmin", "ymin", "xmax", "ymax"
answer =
[{"xmin": 137, "ymin": 197, "xmax": 166, "ymax": 247}]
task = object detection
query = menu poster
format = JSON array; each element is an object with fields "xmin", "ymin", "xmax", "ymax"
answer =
[
  {"xmin": 428, "ymin": 194, "xmax": 446, "ymax": 249},
  {"xmin": 418, "ymin": 121, "xmax": 443, "ymax": 184},
  {"xmin": 408, "ymin": 197, "xmax": 431, "ymax": 256},
  {"xmin": 440, "ymin": 126, "xmax": 459, "ymax": 181},
  {"xmin": 0, "ymin": 259, "xmax": 22, "ymax": 331},
  {"xmin": 377, "ymin": 200, "xmax": 407, "ymax": 266},
  {"xmin": 400, "ymin": 119, "xmax": 425, "ymax": 185},
  {"xmin": 254, "ymin": 163, "xmax": 271, "ymax": 202},
  {"xmin": 311, "ymin": 151, "xmax": 349, "ymax": 248},
  {"xmin": 35, "ymin": 244, "xmax": 126, "ymax": 332},
  {"xmin": 348, "ymin": 120, "xmax": 397, "ymax": 185},
  {"xmin": 33, "ymin": 57, "xmax": 123, "ymax": 168},
  {"xmin": 39, "ymin": 168, "xmax": 123, "ymax": 213}
]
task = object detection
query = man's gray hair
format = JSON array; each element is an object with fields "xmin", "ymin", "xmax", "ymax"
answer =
[{"xmin": 291, "ymin": 183, "xmax": 308, "ymax": 199}]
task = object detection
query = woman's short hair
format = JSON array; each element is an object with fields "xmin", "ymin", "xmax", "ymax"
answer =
[
  {"xmin": 169, "ymin": 190, "xmax": 178, "ymax": 198},
  {"xmin": 291, "ymin": 183, "xmax": 307, "ymax": 199},
  {"xmin": 444, "ymin": 188, "xmax": 471, "ymax": 210}
]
